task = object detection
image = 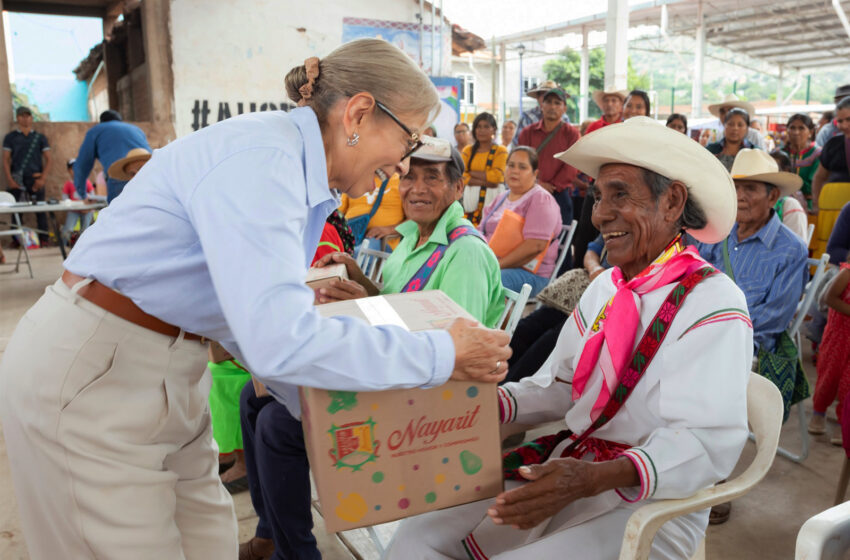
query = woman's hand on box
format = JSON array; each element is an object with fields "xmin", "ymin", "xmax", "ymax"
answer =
[
  {"xmin": 449, "ymin": 319, "xmax": 511, "ymax": 383},
  {"xmin": 315, "ymin": 279, "xmax": 369, "ymax": 304}
]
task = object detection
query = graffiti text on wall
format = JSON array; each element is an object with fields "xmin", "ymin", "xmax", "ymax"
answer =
[{"xmin": 191, "ymin": 100, "xmax": 297, "ymax": 131}]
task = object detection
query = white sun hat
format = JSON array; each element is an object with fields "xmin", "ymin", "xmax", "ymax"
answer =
[
  {"xmin": 555, "ymin": 116, "xmax": 736, "ymax": 244},
  {"xmin": 591, "ymin": 88, "xmax": 629, "ymax": 110},
  {"xmin": 707, "ymin": 93, "xmax": 756, "ymax": 118},
  {"xmin": 730, "ymin": 148, "xmax": 803, "ymax": 197}
]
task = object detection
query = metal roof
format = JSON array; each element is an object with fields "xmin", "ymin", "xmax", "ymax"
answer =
[{"xmin": 493, "ymin": 0, "xmax": 850, "ymax": 70}]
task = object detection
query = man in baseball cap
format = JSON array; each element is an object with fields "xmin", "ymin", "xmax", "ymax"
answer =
[{"xmin": 513, "ymin": 79, "xmax": 571, "ymax": 145}]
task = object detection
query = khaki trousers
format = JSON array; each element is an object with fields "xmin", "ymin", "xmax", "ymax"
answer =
[{"xmin": 0, "ymin": 279, "xmax": 238, "ymax": 559}]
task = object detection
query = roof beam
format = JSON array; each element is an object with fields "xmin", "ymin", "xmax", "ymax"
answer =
[
  {"xmin": 743, "ymin": 39, "xmax": 850, "ymax": 57},
  {"xmin": 766, "ymin": 53, "xmax": 850, "ymax": 66},
  {"xmin": 3, "ymin": 1, "xmax": 107, "ymax": 17}
]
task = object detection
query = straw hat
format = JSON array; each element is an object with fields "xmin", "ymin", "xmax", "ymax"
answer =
[
  {"xmin": 730, "ymin": 149, "xmax": 802, "ymax": 197},
  {"xmin": 592, "ymin": 88, "xmax": 629, "ymax": 110},
  {"xmin": 707, "ymin": 93, "xmax": 755, "ymax": 118},
  {"xmin": 526, "ymin": 79, "xmax": 562, "ymax": 98},
  {"xmin": 554, "ymin": 116, "xmax": 736, "ymax": 244},
  {"xmin": 108, "ymin": 148, "xmax": 152, "ymax": 181}
]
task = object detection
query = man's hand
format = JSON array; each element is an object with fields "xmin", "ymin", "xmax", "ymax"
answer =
[
  {"xmin": 32, "ymin": 177, "xmax": 46, "ymax": 192},
  {"xmin": 487, "ymin": 456, "xmax": 639, "ymax": 530},
  {"xmin": 313, "ymin": 251, "xmax": 366, "ymax": 281},
  {"xmin": 539, "ymin": 182, "xmax": 556, "ymax": 194},
  {"xmin": 486, "ymin": 459, "xmax": 596, "ymax": 530},
  {"xmin": 315, "ymin": 279, "xmax": 368, "ymax": 304},
  {"xmin": 365, "ymin": 225, "xmax": 399, "ymax": 240},
  {"xmin": 449, "ymin": 318, "xmax": 511, "ymax": 383},
  {"xmin": 7, "ymin": 179, "xmax": 20, "ymax": 190}
]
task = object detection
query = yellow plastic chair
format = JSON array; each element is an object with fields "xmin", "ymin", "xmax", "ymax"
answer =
[
  {"xmin": 813, "ymin": 183, "xmax": 850, "ymax": 259},
  {"xmin": 618, "ymin": 373, "xmax": 783, "ymax": 560}
]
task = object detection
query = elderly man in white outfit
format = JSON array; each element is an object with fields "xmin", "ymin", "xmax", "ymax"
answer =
[{"xmin": 386, "ymin": 117, "xmax": 753, "ymax": 560}]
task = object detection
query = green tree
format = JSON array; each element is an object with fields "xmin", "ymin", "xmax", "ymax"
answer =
[
  {"xmin": 544, "ymin": 47, "xmax": 649, "ymax": 122},
  {"xmin": 543, "ymin": 47, "xmax": 605, "ymax": 121}
]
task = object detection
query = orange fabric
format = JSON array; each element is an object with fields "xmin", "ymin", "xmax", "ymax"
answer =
[{"xmin": 487, "ymin": 209, "xmax": 549, "ymax": 274}]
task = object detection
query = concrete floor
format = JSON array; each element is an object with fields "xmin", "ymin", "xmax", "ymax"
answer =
[{"xmin": 0, "ymin": 247, "xmax": 847, "ymax": 559}]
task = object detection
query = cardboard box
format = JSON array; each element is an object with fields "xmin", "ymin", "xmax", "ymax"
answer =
[
  {"xmin": 305, "ymin": 263, "xmax": 349, "ymax": 291},
  {"xmin": 301, "ymin": 291, "xmax": 503, "ymax": 532}
]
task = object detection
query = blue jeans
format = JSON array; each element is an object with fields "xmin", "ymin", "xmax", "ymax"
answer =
[
  {"xmin": 240, "ymin": 383, "xmax": 320, "ymax": 560},
  {"xmin": 62, "ymin": 211, "xmax": 93, "ymax": 240},
  {"xmin": 501, "ymin": 268, "xmax": 549, "ymax": 297}
]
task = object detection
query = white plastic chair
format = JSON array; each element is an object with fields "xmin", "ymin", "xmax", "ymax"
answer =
[
  {"xmin": 356, "ymin": 247, "xmax": 391, "ymax": 290},
  {"xmin": 0, "ymin": 191, "xmax": 33, "ymax": 278},
  {"xmin": 619, "ymin": 373, "xmax": 783, "ymax": 560},
  {"xmin": 548, "ymin": 220, "xmax": 578, "ymax": 285},
  {"xmin": 759, "ymin": 253, "xmax": 830, "ymax": 464},
  {"xmin": 532, "ymin": 220, "xmax": 578, "ymax": 309},
  {"xmin": 795, "ymin": 501, "xmax": 850, "ymax": 559},
  {"xmin": 498, "ymin": 283, "xmax": 532, "ymax": 337},
  {"xmin": 806, "ymin": 223, "xmax": 815, "ymax": 246}
]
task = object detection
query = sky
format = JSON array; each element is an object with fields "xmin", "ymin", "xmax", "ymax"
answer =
[
  {"xmin": 441, "ymin": 0, "xmax": 641, "ymax": 40},
  {"xmin": 5, "ymin": 12, "xmax": 103, "ymax": 120}
]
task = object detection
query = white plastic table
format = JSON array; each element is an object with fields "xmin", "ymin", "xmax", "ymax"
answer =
[{"xmin": 0, "ymin": 200, "xmax": 107, "ymax": 259}]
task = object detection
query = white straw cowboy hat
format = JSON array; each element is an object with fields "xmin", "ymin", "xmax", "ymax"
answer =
[
  {"xmin": 730, "ymin": 148, "xmax": 802, "ymax": 197},
  {"xmin": 708, "ymin": 93, "xmax": 755, "ymax": 118},
  {"xmin": 108, "ymin": 148, "xmax": 152, "ymax": 181},
  {"xmin": 555, "ymin": 116, "xmax": 736, "ymax": 244},
  {"xmin": 592, "ymin": 88, "xmax": 629, "ymax": 110},
  {"xmin": 526, "ymin": 79, "xmax": 565, "ymax": 98}
]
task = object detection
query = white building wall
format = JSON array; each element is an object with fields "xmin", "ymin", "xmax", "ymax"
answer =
[
  {"xmin": 450, "ymin": 55, "xmax": 500, "ymax": 122},
  {"xmin": 168, "ymin": 0, "xmax": 451, "ymax": 137}
]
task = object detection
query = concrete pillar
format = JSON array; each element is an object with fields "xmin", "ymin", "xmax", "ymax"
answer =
[
  {"xmin": 141, "ymin": 0, "xmax": 175, "ymax": 134},
  {"xmin": 499, "ymin": 43, "xmax": 507, "ymax": 120},
  {"xmin": 776, "ymin": 64, "xmax": 784, "ymax": 106},
  {"xmin": 0, "ymin": 0, "xmax": 13, "ymax": 141},
  {"xmin": 691, "ymin": 0, "xmax": 705, "ymax": 118},
  {"xmin": 579, "ymin": 26, "xmax": 590, "ymax": 123},
  {"xmin": 604, "ymin": 0, "xmax": 628, "ymax": 90}
]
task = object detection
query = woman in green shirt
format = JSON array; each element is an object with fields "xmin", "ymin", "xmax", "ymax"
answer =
[
  {"xmin": 785, "ymin": 113, "xmax": 821, "ymax": 210},
  {"xmin": 315, "ymin": 137, "xmax": 505, "ymax": 327}
]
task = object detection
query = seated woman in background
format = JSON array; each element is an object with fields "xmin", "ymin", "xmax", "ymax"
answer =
[
  {"xmin": 706, "ymin": 108, "xmax": 755, "ymax": 171},
  {"xmin": 461, "ymin": 112, "xmax": 509, "ymax": 225},
  {"xmin": 622, "ymin": 89, "xmax": 651, "ymax": 119},
  {"xmin": 783, "ymin": 113, "xmax": 821, "ymax": 210},
  {"xmin": 769, "ymin": 150, "xmax": 809, "ymax": 241},
  {"xmin": 666, "ymin": 113, "xmax": 688, "ymax": 134},
  {"xmin": 478, "ymin": 147, "xmax": 562, "ymax": 296},
  {"xmin": 338, "ymin": 172, "xmax": 405, "ymax": 252}
]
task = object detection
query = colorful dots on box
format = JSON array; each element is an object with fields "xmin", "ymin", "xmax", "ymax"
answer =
[
  {"xmin": 371, "ymin": 471, "xmax": 384, "ymax": 483},
  {"xmin": 442, "ymin": 389, "xmax": 453, "ymax": 400},
  {"xmin": 466, "ymin": 386, "xmax": 478, "ymax": 398},
  {"xmin": 335, "ymin": 492, "xmax": 368, "ymax": 523},
  {"xmin": 460, "ymin": 450, "xmax": 483, "ymax": 475},
  {"xmin": 375, "ymin": 505, "xmax": 382, "ymax": 511},
  {"xmin": 435, "ymin": 474, "xmax": 446, "ymax": 484},
  {"xmin": 442, "ymin": 457, "xmax": 449, "ymax": 464},
  {"xmin": 370, "ymin": 403, "xmax": 379, "ymax": 411},
  {"xmin": 454, "ymin": 485, "xmax": 461, "ymax": 491},
  {"xmin": 398, "ymin": 485, "xmax": 405, "ymax": 492},
  {"xmin": 398, "ymin": 498, "xmax": 410, "ymax": 509},
  {"xmin": 407, "ymin": 399, "xmax": 414, "ymax": 405},
  {"xmin": 425, "ymin": 492, "xmax": 437, "ymax": 504},
  {"xmin": 413, "ymin": 464, "xmax": 419, "ymax": 471}
]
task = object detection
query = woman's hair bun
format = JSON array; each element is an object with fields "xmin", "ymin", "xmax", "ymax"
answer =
[{"xmin": 285, "ymin": 64, "xmax": 309, "ymax": 103}]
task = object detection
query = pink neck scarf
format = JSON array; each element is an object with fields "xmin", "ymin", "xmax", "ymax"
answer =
[{"xmin": 572, "ymin": 238, "xmax": 708, "ymax": 421}]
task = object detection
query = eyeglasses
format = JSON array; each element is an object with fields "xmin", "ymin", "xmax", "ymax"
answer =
[{"xmin": 375, "ymin": 101, "xmax": 423, "ymax": 162}]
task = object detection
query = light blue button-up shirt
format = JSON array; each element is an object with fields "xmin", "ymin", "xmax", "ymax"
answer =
[
  {"xmin": 697, "ymin": 213, "xmax": 808, "ymax": 353},
  {"xmin": 65, "ymin": 107, "xmax": 455, "ymax": 415}
]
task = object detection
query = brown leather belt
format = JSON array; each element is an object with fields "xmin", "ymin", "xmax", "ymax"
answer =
[{"xmin": 61, "ymin": 270, "xmax": 205, "ymax": 342}]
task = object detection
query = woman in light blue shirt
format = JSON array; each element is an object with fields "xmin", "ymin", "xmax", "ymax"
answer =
[{"xmin": 0, "ymin": 39, "xmax": 511, "ymax": 560}]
